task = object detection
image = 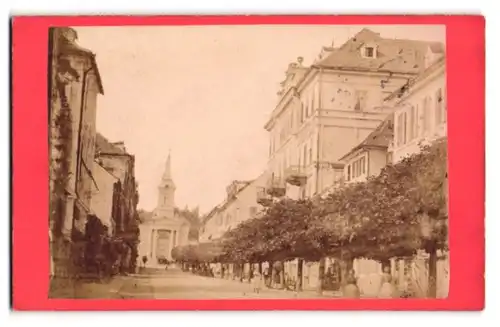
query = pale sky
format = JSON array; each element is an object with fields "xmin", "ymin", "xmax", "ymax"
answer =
[{"xmin": 74, "ymin": 24, "xmax": 445, "ymax": 214}]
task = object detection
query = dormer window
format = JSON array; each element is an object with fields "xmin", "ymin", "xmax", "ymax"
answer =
[
  {"xmin": 365, "ymin": 47, "xmax": 374, "ymax": 57},
  {"xmin": 362, "ymin": 44, "xmax": 377, "ymax": 59}
]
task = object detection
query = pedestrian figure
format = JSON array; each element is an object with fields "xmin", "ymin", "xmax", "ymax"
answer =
[
  {"xmin": 342, "ymin": 270, "xmax": 360, "ymax": 298},
  {"xmin": 251, "ymin": 269, "xmax": 263, "ymax": 294},
  {"xmin": 378, "ymin": 268, "xmax": 398, "ymax": 298}
]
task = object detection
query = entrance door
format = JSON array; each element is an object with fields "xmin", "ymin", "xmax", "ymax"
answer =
[{"xmin": 156, "ymin": 230, "xmax": 171, "ymax": 264}]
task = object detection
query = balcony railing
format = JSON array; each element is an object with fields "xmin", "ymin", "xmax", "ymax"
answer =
[
  {"xmin": 266, "ymin": 177, "xmax": 286, "ymax": 198},
  {"xmin": 285, "ymin": 165, "xmax": 308, "ymax": 186},
  {"xmin": 256, "ymin": 187, "xmax": 273, "ymax": 206}
]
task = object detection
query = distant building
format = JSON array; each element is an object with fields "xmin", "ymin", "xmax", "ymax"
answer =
[
  {"xmin": 199, "ymin": 173, "xmax": 267, "ymax": 243},
  {"xmin": 137, "ymin": 154, "xmax": 191, "ymax": 267}
]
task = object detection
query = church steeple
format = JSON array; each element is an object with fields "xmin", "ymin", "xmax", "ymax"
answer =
[
  {"xmin": 160, "ymin": 150, "xmax": 175, "ymax": 188},
  {"xmin": 156, "ymin": 150, "xmax": 176, "ymax": 218}
]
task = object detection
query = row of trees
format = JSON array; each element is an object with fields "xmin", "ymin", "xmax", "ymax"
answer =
[{"xmin": 172, "ymin": 139, "xmax": 448, "ymax": 297}]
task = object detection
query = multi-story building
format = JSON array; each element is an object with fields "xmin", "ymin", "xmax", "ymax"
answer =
[
  {"xmin": 385, "ymin": 46, "xmax": 448, "ymax": 298},
  {"xmin": 261, "ymin": 28, "xmax": 441, "ymax": 291},
  {"xmin": 199, "ymin": 173, "xmax": 267, "ymax": 242},
  {"xmin": 387, "ymin": 46, "xmax": 446, "ymax": 163},
  {"xmin": 335, "ymin": 116, "xmax": 394, "ymax": 296},
  {"xmin": 49, "ymin": 27, "xmax": 103, "ymax": 294},
  {"xmin": 264, "ymin": 28, "xmax": 437, "ymax": 203},
  {"xmin": 95, "ymin": 134, "xmax": 140, "ymax": 273},
  {"xmin": 327, "ymin": 42, "xmax": 447, "ymax": 297}
]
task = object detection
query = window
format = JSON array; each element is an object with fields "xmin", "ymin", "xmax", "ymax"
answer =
[
  {"xmin": 300, "ymin": 101, "xmax": 305, "ymax": 122},
  {"xmin": 308, "ymin": 146, "xmax": 313, "ymax": 165},
  {"xmin": 386, "ymin": 152, "xmax": 393, "ymax": 164},
  {"xmin": 310, "ymin": 94, "xmax": 314, "ymax": 116},
  {"xmin": 364, "ymin": 47, "xmax": 375, "ymax": 58},
  {"xmin": 350, "ymin": 156, "xmax": 367, "ymax": 180},
  {"xmin": 408, "ymin": 105, "xmax": 417, "ymax": 141},
  {"xmin": 396, "ymin": 112, "xmax": 407, "ymax": 147},
  {"xmin": 423, "ymin": 96, "xmax": 431, "ymax": 134},
  {"xmin": 435, "ymin": 88, "xmax": 445, "ymax": 125},
  {"xmin": 354, "ymin": 90, "xmax": 368, "ymax": 111},
  {"xmin": 304, "ymin": 97, "xmax": 309, "ymax": 119},
  {"xmin": 303, "ymin": 145, "xmax": 308, "ymax": 166}
]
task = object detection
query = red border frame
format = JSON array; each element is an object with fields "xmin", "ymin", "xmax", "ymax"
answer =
[{"xmin": 11, "ymin": 15, "xmax": 485, "ymax": 311}]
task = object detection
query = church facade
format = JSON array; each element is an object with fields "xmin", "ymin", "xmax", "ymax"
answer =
[{"xmin": 137, "ymin": 154, "xmax": 191, "ymax": 268}]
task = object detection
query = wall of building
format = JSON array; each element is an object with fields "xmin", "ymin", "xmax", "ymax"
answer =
[
  {"xmin": 367, "ymin": 148, "xmax": 389, "ymax": 177},
  {"xmin": 266, "ymin": 68, "xmax": 412, "ymax": 199},
  {"xmin": 391, "ymin": 60, "xmax": 446, "ymax": 163},
  {"xmin": 90, "ymin": 163, "xmax": 118, "ymax": 235},
  {"xmin": 199, "ymin": 173, "xmax": 267, "ymax": 242}
]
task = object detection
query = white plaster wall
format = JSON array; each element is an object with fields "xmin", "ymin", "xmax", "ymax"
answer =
[
  {"xmin": 391, "ymin": 62, "xmax": 446, "ymax": 163},
  {"xmin": 199, "ymin": 173, "xmax": 268, "ymax": 241},
  {"xmin": 90, "ymin": 163, "xmax": 117, "ymax": 234}
]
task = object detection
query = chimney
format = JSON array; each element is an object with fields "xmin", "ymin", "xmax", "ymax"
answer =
[{"xmin": 111, "ymin": 141, "xmax": 126, "ymax": 153}]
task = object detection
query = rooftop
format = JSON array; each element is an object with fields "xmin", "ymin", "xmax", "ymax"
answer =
[
  {"xmin": 95, "ymin": 133, "xmax": 128, "ymax": 155},
  {"xmin": 316, "ymin": 28, "xmax": 440, "ymax": 74},
  {"xmin": 339, "ymin": 113, "xmax": 394, "ymax": 161}
]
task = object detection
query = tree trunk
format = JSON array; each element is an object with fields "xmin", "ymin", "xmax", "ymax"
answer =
[
  {"xmin": 271, "ymin": 265, "xmax": 276, "ymax": 289},
  {"xmin": 427, "ymin": 245, "xmax": 438, "ymax": 298},
  {"xmin": 316, "ymin": 257, "xmax": 325, "ymax": 295},
  {"xmin": 258, "ymin": 262, "xmax": 262, "ymax": 274},
  {"xmin": 297, "ymin": 259, "xmax": 303, "ymax": 291},
  {"xmin": 340, "ymin": 253, "xmax": 354, "ymax": 288}
]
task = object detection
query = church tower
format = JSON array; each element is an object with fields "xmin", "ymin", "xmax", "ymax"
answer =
[{"xmin": 155, "ymin": 152, "xmax": 176, "ymax": 219}]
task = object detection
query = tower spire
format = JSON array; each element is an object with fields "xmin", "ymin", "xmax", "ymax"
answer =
[{"xmin": 162, "ymin": 149, "xmax": 173, "ymax": 181}]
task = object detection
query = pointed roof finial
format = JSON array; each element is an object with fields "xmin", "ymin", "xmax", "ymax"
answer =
[{"xmin": 163, "ymin": 150, "xmax": 173, "ymax": 181}]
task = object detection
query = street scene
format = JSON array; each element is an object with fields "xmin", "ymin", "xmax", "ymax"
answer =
[{"xmin": 48, "ymin": 24, "xmax": 448, "ymax": 300}]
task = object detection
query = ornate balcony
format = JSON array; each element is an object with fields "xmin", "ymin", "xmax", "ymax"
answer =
[
  {"xmin": 285, "ymin": 165, "xmax": 308, "ymax": 186},
  {"xmin": 266, "ymin": 177, "xmax": 286, "ymax": 198},
  {"xmin": 256, "ymin": 187, "xmax": 273, "ymax": 207}
]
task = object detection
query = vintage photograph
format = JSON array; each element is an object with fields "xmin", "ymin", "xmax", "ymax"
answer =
[{"xmin": 48, "ymin": 24, "xmax": 448, "ymax": 300}]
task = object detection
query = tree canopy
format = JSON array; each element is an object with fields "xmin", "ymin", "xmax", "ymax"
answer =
[{"xmin": 172, "ymin": 139, "xmax": 448, "ymax": 264}]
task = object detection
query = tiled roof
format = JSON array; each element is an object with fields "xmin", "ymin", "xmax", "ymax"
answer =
[
  {"xmin": 316, "ymin": 28, "xmax": 440, "ymax": 74},
  {"xmin": 339, "ymin": 114, "xmax": 394, "ymax": 161},
  {"xmin": 95, "ymin": 133, "xmax": 126, "ymax": 155}
]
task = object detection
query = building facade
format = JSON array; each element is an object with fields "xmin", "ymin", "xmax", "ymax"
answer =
[
  {"xmin": 264, "ymin": 28, "xmax": 434, "ymax": 204},
  {"xmin": 387, "ymin": 52, "xmax": 447, "ymax": 163},
  {"xmin": 199, "ymin": 173, "xmax": 267, "ymax": 242},
  {"xmin": 95, "ymin": 134, "xmax": 141, "ymax": 273},
  {"xmin": 260, "ymin": 28, "xmax": 440, "ymax": 291},
  {"xmin": 49, "ymin": 27, "xmax": 103, "ymax": 294},
  {"xmin": 138, "ymin": 154, "xmax": 191, "ymax": 267},
  {"xmin": 90, "ymin": 162, "xmax": 119, "ymax": 236},
  {"xmin": 386, "ymin": 50, "xmax": 448, "ymax": 299}
]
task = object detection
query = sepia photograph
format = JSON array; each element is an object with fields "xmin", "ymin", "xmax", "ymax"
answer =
[{"xmin": 48, "ymin": 24, "xmax": 448, "ymax": 300}]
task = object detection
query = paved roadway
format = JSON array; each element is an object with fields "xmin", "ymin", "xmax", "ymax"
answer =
[{"xmin": 117, "ymin": 267, "xmax": 329, "ymax": 299}]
